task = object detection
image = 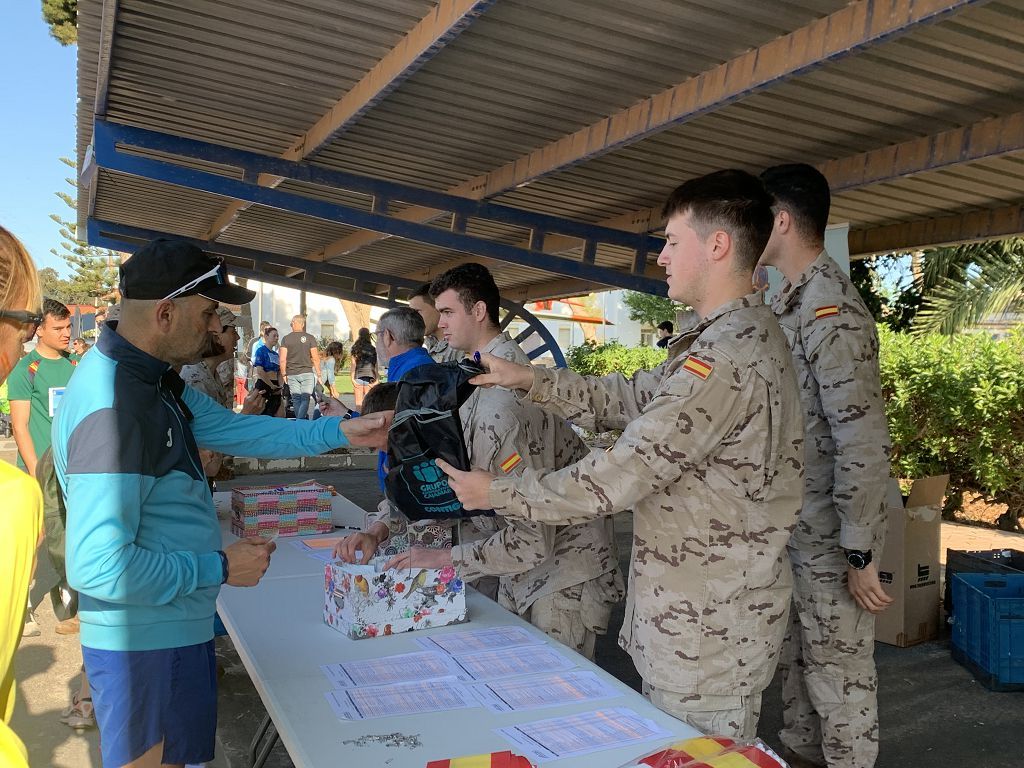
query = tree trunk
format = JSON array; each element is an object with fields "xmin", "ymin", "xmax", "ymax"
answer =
[{"xmin": 339, "ymin": 299, "xmax": 373, "ymax": 341}]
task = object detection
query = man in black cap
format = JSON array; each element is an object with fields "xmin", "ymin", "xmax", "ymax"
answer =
[{"xmin": 51, "ymin": 239, "xmax": 387, "ymax": 768}]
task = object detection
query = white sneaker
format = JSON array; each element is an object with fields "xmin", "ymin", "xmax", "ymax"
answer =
[{"xmin": 23, "ymin": 613, "xmax": 41, "ymax": 638}]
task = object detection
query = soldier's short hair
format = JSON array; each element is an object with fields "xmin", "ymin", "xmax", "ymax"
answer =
[
  {"xmin": 429, "ymin": 263, "xmax": 500, "ymax": 326},
  {"xmin": 661, "ymin": 169, "xmax": 774, "ymax": 273},
  {"xmin": 760, "ymin": 163, "xmax": 830, "ymax": 244},
  {"xmin": 376, "ymin": 306, "xmax": 425, "ymax": 348},
  {"xmin": 361, "ymin": 382, "xmax": 400, "ymax": 415},
  {"xmin": 410, "ymin": 283, "xmax": 435, "ymax": 305}
]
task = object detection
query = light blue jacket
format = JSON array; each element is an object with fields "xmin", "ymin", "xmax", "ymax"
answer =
[{"xmin": 52, "ymin": 326, "xmax": 349, "ymax": 652}]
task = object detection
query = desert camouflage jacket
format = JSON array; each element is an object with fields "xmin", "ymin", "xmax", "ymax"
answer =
[
  {"xmin": 771, "ymin": 251, "xmax": 892, "ymax": 559},
  {"xmin": 489, "ymin": 294, "xmax": 805, "ymax": 695}
]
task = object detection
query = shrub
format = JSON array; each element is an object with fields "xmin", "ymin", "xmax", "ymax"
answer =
[
  {"xmin": 880, "ymin": 326, "xmax": 1024, "ymax": 526},
  {"xmin": 565, "ymin": 340, "xmax": 666, "ymax": 378}
]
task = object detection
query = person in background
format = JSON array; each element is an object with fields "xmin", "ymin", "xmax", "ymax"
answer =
[
  {"xmin": 760, "ymin": 163, "xmax": 892, "ymax": 768},
  {"xmin": 9, "ymin": 297, "xmax": 78, "ymax": 479},
  {"xmin": 249, "ymin": 319, "xmax": 270, "ymax": 361},
  {"xmin": 655, "ymin": 320, "xmax": 673, "ymax": 348},
  {"xmin": 71, "ymin": 338, "xmax": 90, "ymax": 356},
  {"xmin": 252, "ymin": 326, "xmax": 284, "ymax": 417},
  {"xmin": 279, "ymin": 315, "xmax": 321, "ymax": 420},
  {"xmin": 349, "ymin": 327, "xmax": 377, "ymax": 409},
  {"xmin": 408, "ymin": 283, "xmax": 462, "ymax": 362},
  {"xmin": 9, "ymin": 297, "xmax": 80, "ymax": 638},
  {"xmin": 319, "ymin": 341, "xmax": 345, "ymax": 400},
  {"xmin": 181, "ymin": 308, "xmax": 265, "ymax": 477},
  {"xmin": 0, "ymin": 224, "xmax": 45, "ymax": 767},
  {"xmin": 371, "ymin": 307, "xmax": 435, "ymax": 490}
]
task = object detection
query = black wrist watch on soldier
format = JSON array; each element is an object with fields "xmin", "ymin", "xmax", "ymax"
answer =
[{"xmin": 845, "ymin": 549, "xmax": 872, "ymax": 570}]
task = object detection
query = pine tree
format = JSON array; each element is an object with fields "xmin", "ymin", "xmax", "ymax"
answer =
[
  {"xmin": 50, "ymin": 157, "xmax": 120, "ymax": 305},
  {"xmin": 42, "ymin": 0, "xmax": 78, "ymax": 46}
]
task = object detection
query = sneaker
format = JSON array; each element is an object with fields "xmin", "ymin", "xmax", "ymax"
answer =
[
  {"xmin": 55, "ymin": 616, "xmax": 80, "ymax": 635},
  {"xmin": 23, "ymin": 613, "xmax": 41, "ymax": 638},
  {"xmin": 60, "ymin": 696, "xmax": 96, "ymax": 730}
]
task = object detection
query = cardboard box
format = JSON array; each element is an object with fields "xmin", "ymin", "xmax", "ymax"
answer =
[
  {"xmin": 324, "ymin": 559, "xmax": 467, "ymax": 639},
  {"xmin": 230, "ymin": 479, "xmax": 333, "ymax": 538},
  {"xmin": 874, "ymin": 475, "xmax": 949, "ymax": 647}
]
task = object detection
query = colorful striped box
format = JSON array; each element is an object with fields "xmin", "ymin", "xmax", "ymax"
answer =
[{"xmin": 230, "ymin": 480, "xmax": 333, "ymax": 538}]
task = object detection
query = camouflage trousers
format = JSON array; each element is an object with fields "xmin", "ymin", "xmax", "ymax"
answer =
[
  {"xmin": 642, "ymin": 681, "xmax": 761, "ymax": 740},
  {"xmin": 779, "ymin": 552, "xmax": 879, "ymax": 768},
  {"xmin": 524, "ymin": 583, "xmax": 598, "ymax": 661}
]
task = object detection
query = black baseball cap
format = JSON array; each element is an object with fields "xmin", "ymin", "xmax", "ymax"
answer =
[{"xmin": 119, "ymin": 238, "xmax": 256, "ymax": 305}]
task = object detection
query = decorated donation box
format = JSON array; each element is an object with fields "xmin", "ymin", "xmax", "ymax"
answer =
[
  {"xmin": 324, "ymin": 559, "xmax": 467, "ymax": 639},
  {"xmin": 230, "ymin": 480, "xmax": 333, "ymax": 538}
]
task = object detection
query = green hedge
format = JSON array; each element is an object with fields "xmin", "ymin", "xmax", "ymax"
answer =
[
  {"xmin": 880, "ymin": 327, "xmax": 1024, "ymax": 518},
  {"xmin": 569, "ymin": 332, "xmax": 1024, "ymax": 523},
  {"xmin": 565, "ymin": 341, "xmax": 666, "ymax": 378}
]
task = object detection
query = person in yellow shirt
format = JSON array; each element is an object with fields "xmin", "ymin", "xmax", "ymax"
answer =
[{"xmin": 0, "ymin": 224, "xmax": 45, "ymax": 767}]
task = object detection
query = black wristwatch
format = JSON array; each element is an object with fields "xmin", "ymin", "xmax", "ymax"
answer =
[
  {"xmin": 217, "ymin": 550, "xmax": 230, "ymax": 584},
  {"xmin": 845, "ymin": 549, "xmax": 872, "ymax": 570}
]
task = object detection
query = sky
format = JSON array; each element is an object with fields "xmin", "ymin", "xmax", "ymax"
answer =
[{"xmin": 0, "ymin": 3, "xmax": 79, "ymax": 275}]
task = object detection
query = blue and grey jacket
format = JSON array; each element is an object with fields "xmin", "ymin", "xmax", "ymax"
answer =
[{"xmin": 52, "ymin": 326, "xmax": 350, "ymax": 652}]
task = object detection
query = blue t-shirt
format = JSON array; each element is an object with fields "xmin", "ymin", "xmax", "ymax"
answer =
[{"xmin": 253, "ymin": 345, "xmax": 280, "ymax": 373}]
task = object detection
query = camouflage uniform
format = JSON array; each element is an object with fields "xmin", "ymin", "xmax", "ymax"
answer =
[
  {"xmin": 424, "ymin": 334, "xmax": 463, "ymax": 363},
  {"xmin": 372, "ymin": 331, "xmax": 624, "ymax": 656},
  {"xmin": 489, "ymin": 294, "xmax": 804, "ymax": 738},
  {"xmin": 770, "ymin": 251, "xmax": 892, "ymax": 768}
]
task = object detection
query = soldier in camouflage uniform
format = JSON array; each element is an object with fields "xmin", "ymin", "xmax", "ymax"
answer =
[
  {"xmin": 760, "ymin": 164, "xmax": 893, "ymax": 768},
  {"xmin": 408, "ymin": 283, "xmax": 463, "ymax": 363},
  {"xmin": 439, "ymin": 171, "xmax": 805, "ymax": 739},
  {"xmin": 340, "ymin": 265, "xmax": 624, "ymax": 658}
]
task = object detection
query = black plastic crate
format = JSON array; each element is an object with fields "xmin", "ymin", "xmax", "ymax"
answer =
[{"xmin": 945, "ymin": 548, "xmax": 1024, "ymax": 618}]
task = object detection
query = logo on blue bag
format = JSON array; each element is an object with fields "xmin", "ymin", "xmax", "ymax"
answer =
[{"xmin": 412, "ymin": 461, "xmax": 444, "ymax": 484}]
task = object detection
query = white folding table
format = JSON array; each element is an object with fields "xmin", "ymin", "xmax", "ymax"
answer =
[{"xmin": 216, "ymin": 493, "xmax": 700, "ymax": 767}]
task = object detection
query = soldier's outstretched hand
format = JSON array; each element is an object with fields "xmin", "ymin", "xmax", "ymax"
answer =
[
  {"xmin": 847, "ymin": 562, "xmax": 894, "ymax": 614},
  {"xmin": 469, "ymin": 352, "xmax": 535, "ymax": 392},
  {"xmin": 435, "ymin": 458, "xmax": 496, "ymax": 511}
]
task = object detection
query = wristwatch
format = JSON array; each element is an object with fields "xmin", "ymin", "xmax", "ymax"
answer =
[
  {"xmin": 845, "ymin": 549, "xmax": 872, "ymax": 570},
  {"xmin": 217, "ymin": 550, "xmax": 230, "ymax": 584}
]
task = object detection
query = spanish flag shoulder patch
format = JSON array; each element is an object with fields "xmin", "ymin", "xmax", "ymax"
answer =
[
  {"xmin": 682, "ymin": 355, "xmax": 713, "ymax": 380},
  {"xmin": 814, "ymin": 305, "xmax": 840, "ymax": 320},
  {"xmin": 499, "ymin": 452, "xmax": 522, "ymax": 473}
]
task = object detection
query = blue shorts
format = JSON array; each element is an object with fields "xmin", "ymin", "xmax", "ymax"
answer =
[{"xmin": 83, "ymin": 640, "xmax": 217, "ymax": 767}]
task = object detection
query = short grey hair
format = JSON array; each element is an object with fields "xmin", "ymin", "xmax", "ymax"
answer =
[{"xmin": 376, "ymin": 306, "xmax": 425, "ymax": 347}]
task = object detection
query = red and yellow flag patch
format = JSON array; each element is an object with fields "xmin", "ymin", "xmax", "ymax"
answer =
[
  {"xmin": 499, "ymin": 453, "xmax": 522, "ymax": 473},
  {"xmin": 814, "ymin": 305, "xmax": 840, "ymax": 320},
  {"xmin": 682, "ymin": 355, "xmax": 713, "ymax": 380}
]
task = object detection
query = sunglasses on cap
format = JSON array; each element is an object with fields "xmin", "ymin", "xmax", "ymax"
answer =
[
  {"xmin": 0, "ymin": 310, "xmax": 44, "ymax": 337},
  {"xmin": 161, "ymin": 258, "xmax": 228, "ymax": 301}
]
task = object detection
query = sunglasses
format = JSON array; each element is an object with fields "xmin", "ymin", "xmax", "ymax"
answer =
[
  {"xmin": 161, "ymin": 259, "xmax": 228, "ymax": 301},
  {"xmin": 0, "ymin": 310, "xmax": 44, "ymax": 336}
]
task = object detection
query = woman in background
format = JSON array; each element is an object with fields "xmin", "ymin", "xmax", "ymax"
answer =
[
  {"xmin": 349, "ymin": 327, "xmax": 377, "ymax": 409},
  {"xmin": 0, "ymin": 225, "xmax": 45, "ymax": 767},
  {"xmin": 319, "ymin": 341, "xmax": 345, "ymax": 400},
  {"xmin": 252, "ymin": 326, "xmax": 285, "ymax": 417}
]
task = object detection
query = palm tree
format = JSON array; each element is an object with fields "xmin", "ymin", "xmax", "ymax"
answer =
[{"xmin": 913, "ymin": 238, "xmax": 1024, "ymax": 335}]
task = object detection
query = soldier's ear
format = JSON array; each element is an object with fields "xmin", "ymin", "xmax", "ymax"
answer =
[
  {"xmin": 776, "ymin": 209, "xmax": 792, "ymax": 235},
  {"xmin": 708, "ymin": 229, "xmax": 731, "ymax": 262}
]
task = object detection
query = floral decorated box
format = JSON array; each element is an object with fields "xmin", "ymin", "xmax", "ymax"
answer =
[
  {"xmin": 230, "ymin": 480, "xmax": 332, "ymax": 538},
  {"xmin": 323, "ymin": 559, "xmax": 468, "ymax": 639}
]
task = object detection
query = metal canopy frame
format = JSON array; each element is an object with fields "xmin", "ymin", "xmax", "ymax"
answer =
[
  {"xmin": 92, "ymin": 119, "xmax": 666, "ymax": 297},
  {"xmin": 87, "ymin": 218, "xmax": 568, "ymax": 366}
]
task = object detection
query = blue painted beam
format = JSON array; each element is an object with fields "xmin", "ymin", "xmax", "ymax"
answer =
[
  {"xmin": 87, "ymin": 218, "xmax": 568, "ymax": 367},
  {"xmin": 93, "ymin": 119, "xmax": 666, "ymax": 295},
  {"xmin": 88, "ymin": 219, "xmax": 423, "ymax": 294}
]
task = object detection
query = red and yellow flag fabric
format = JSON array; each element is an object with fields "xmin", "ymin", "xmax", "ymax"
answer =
[{"xmin": 682, "ymin": 355, "xmax": 713, "ymax": 380}]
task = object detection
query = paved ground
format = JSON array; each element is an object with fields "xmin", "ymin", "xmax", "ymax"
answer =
[{"xmin": 10, "ymin": 460, "xmax": 1024, "ymax": 767}]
